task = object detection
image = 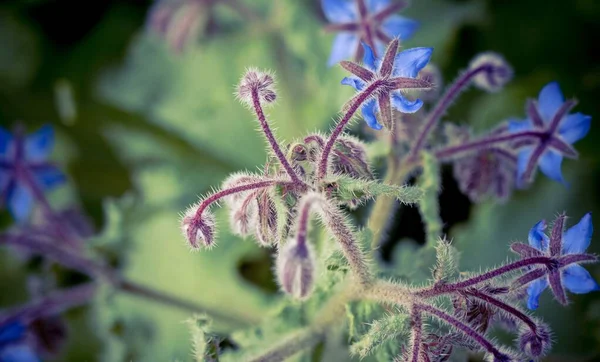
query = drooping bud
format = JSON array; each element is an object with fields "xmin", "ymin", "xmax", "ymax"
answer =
[
  {"xmin": 229, "ymin": 192, "xmax": 259, "ymax": 237},
  {"xmin": 518, "ymin": 323, "xmax": 551, "ymax": 358},
  {"xmin": 469, "ymin": 52, "xmax": 513, "ymax": 92},
  {"xmin": 331, "ymin": 135, "xmax": 374, "ymax": 181},
  {"xmin": 276, "ymin": 239, "xmax": 316, "ymax": 300},
  {"xmin": 236, "ymin": 68, "xmax": 277, "ymax": 107},
  {"xmin": 181, "ymin": 202, "xmax": 216, "ymax": 250},
  {"xmin": 254, "ymin": 189, "xmax": 280, "ymax": 246}
]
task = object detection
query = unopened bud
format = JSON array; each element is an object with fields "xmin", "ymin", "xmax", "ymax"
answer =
[
  {"xmin": 469, "ymin": 52, "xmax": 513, "ymax": 92},
  {"xmin": 237, "ymin": 68, "xmax": 277, "ymax": 106},
  {"xmin": 332, "ymin": 135, "xmax": 373, "ymax": 181},
  {"xmin": 181, "ymin": 203, "xmax": 216, "ymax": 250},
  {"xmin": 518, "ymin": 324, "xmax": 551, "ymax": 358},
  {"xmin": 254, "ymin": 190, "xmax": 280, "ymax": 246},
  {"xmin": 276, "ymin": 239, "xmax": 315, "ymax": 300},
  {"xmin": 229, "ymin": 193, "xmax": 258, "ymax": 237}
]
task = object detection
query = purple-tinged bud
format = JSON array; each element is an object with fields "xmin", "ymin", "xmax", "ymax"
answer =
[
  {"xmin": 289, "ymin": 143, "xmax": 308, "ymax": 162},
  {"xmin": 237, "ymin": 68, "xmax": 277, "ymax": 107},
  {"xmin": 229, "ymin": 192, "xmax": 259, "ymax": 237},
  {"xmin": 254, "ymin": 190, "xmax": 280, "ymax": 246},
  {"xmin": 518, "ymin": 323, "xmax": 551, "ymax": 358},
  {"xmin": 331, "ymin": 135, "xmax": 374, "ymax": 181},
  {"xmin": 181, "ymin": 203, "xmax": 216, "ymax": 250},
  {"xmin": 469, "ymin": 52, "xmax": 513, "ymax": 92},
  {"xmin": 276, "ymin": 239, "xmax": 316, "ymax": 300}
]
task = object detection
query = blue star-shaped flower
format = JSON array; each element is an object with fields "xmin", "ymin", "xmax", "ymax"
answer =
[
  {"xmin": 525, "ymin": 213, "xmax": 599, "ymax": 310},
  {"xmin": 340, "ymin": 41, "xmax": 432, "ymax": 130},
  {"xmin": 0, "ymin": 321, "xmax": 40, "ymax": 362},
  {"xmin": 322, "ymin": 0, "xmax": 419, "ymax": 65},
  {"xmin": 0, "ymin": 125, "xmax": 66, "ymax": 223},
  {"xmin": 508, "ymin": 82, "xmax": 591, "ymax": 186}
]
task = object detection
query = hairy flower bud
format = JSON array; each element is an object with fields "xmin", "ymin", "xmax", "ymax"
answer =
[
  {"xmin": 518, "ymin": 324, "xmax": 551, "ymax": 358},
  {"xmin": 181, "ymin": 203, "xmax": 216, "ymax": 250},
  {"xmin": 331, "ymin": 135, "xmax": 373, "ymax": 181},
  {"xmin": 276, "ymin": 239, "xmax": 315, "ymax": 300},
  {"xmin": 229, "ymin": 192, "xmax": 259, "ymax": 237},
  {"xmin": 254, "ymin": 190, "xmax": 280, "ymax": 246},
  {"xmin": 237, "ymin": 68, "xmax": 277, "ymax": 106},
  {"xmin": 469, "ymin": 52, "xmax": 513, "ymax": 92}
]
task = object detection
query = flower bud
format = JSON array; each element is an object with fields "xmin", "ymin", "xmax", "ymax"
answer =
[
  {"xmin": 518, "ymin": 324, "xmax": 551, "ymax": 358},
  {"xmin": 229, "ymin": 193, "xmax": 258, "ymax": 237},
  {"xmin": 469, "ymin": 52, "xmax": 513, "ymax": 92},
  {"xmin": 276, "ymin": 239, "xmax": 315, "ymax": 300},
  {"xmin": 237, "ymin": 68, "xmax": 277, "ymax": 106},
  {"xmin": 254, "ymin": 190, "xmax": 280, "ymax": 246},
  {"xmin": 181, "ymin": 203, "xmax": 216, "ymax": 250},
  {"xmin": 331, "ymin": 135, "xmax": 373, "ymax": 181}
]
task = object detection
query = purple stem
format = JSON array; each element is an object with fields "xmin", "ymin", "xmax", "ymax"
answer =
[
  {"xmin": 318, "ymin": 80, "xmax": 383, "ymax": 179},
  {"xmin": 410, "ymin": 307, "xmax": 424, "ymax": 362},
  {"xmin": 408, "ymin": 65, "xmax": 492, "ymax": 160},
  {"xmin": 417, "ymin": 303, "xmax": 504, "ymax": 358},
  {"xmin": 0, "ymin": 283, "xmax": 96, "ymax": 326},
  {"xmin": 464, "ymin": 289, "xmax": 537, "ymax": 332},
  {"xmin": 416, "ymin": 257, "xmax": 552, "ymax": 298},
  {"xmin": 434, "ymin": 130, "xmax": 543, "ymax": 161},
  {"xmin": 251, "ymin": 88, "xmax": 304, "ymax": 186}
]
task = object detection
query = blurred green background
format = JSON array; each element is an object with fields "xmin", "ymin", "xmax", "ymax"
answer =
[{"xmin": 0, "ymin": 0, "xmax": 599, "ymax": 360}]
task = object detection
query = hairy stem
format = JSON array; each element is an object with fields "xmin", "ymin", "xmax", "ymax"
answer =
[
  {"xmin": 409, "ymin": 307, "xmax": 424, "ymax": 362},
  {"xmin": 251, "ymin": 88, "xmax": 304, "ymax": 185},
  {"xmin": 408, "ymin": 65, "xmax": 493, "ymax": 160},
  {"xmin": 318, "ymin": 80, "xmax": 383, "ymax": 179},
  {"xmin": 464, "ymin": 289, "xmax": 537, "ymax": 332}
]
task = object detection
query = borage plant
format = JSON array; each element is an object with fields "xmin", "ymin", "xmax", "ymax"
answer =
[{"xmin": 178, "ymin": 1, "xmax": 596, "ymax": 361}]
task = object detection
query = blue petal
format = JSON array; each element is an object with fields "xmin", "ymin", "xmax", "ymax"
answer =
[
  {"xmin": 366, "ymin": 0, "xmax": 391, "ymax": 12},
  {"xmin": 507, "ymin": 118, "xmax": 532, "ymax": 133},
  {"xmin": 361, "ymin": 99, "xmax": 383, "ymax": 130},
  {"xmin": 562, "ymin": 264, "xmax": 600, "ymax": 294},
  {"xmin": 341, "ymin": 77, "xmax": 365, "ymax": 91},
  {"xmin": 0, "ymin": 126, "xmax": 12, "ymax": 157},
  {"xmin": 361, "ymin": 42, "xmax": 377, "ymax": 70},
  {"xmin": 515, "ymin": 147, "xmax": 533, "ymax": 186},
  {"xmin": 328, "ymin": 32, "xmax": 360, "ymax": 66},
  {"xmin": 0, "ymin": 343, "xmax": 40, "ymax": 362},
  {"xmin": 0, "ymin": 322, "xmax": 26, "ymax": 345},
  {"xmin": 33, "ymin": 165, "xmax": 66, "ymax": 190},
  {"xmin": 537, "ymin": 82, "xmax": 564, "ymax": 122},
  {"xmin": 393, "ymin": 47, "xmax": 433, "ymax": 78},
  {"xmin": 381, "ymin": 15, "xmax": 419, "ymax": 41},
  {"xmin": 25, "ymin": 125, "xmax": 54, "ymax": 163},
  {"xmin": 562, "ymin": 212, "xmax": 593, "ymax": 254},
  {"xmin": 392, "ymin": 93, "xmax": 423, "ymax": 113},
  {"xmin": 538, "ymin": 150, "xmax": 564, "ymax": 184},
  {"xmin": 322, "ymin": 0, "xmax": 357, "ymax": 23},
  {"xmin": 8, "ymin": 184, "xmax": 34, "ymax": 223},
  {"xmin": 527, "ymin": 278, "xmax": 548, "ymax": 310},
  {"xmin": 528, "ymin": 220, "xmax": 549, "ymax": 250},
  {"xmin": 558, "ymin": 113, "xmax": 591, "ymax": 144}
]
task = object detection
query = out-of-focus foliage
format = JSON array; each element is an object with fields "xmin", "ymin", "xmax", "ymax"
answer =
[{"xmin": 1, "ymin": 0, "xmax": 599, "ymax": 361}]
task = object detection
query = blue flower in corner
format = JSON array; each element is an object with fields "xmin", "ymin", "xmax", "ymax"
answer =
[
  {"xmin": 340, "ymin": 41, "xmax": 432, "ymax": 130},
  {"xmin": 508, "ymin": 82, "xmax": 591, "ymax": 186},
  {"xmin": 0, "ymin": 125, "xmax": 66, "ymax": 223},
  {"xmin": 526, "ymin": 213, "xmax": 599, "ymax": 310},
  {"xmin": 0, "ymin": 321, "xmax": 40, "ymax": 362},
  {"xmin": 322, "ymin": 0, "xmax": 419, "ymax": 65}
]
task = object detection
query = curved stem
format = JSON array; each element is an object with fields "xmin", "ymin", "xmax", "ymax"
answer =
[
  {"xmin": 416, "ymin": 256, "xmax": 552, "ymax": 298},
  {"xmin": 194, "ymin": 180, "xmax": 279, "ymax": 218},
  {"xmin": 251, "ymin": 88, "xmax": 304, "ymax": 186},
  {"xmin": 434, "ymin": 130, "xmax": 542, "ymax": 161},
  {"xmin": 408, "ymin": 65, "xmax": 492, "ymax": 160},
  {"xmin": 464, "ymin": 289, "xmax": 537, "ymax": 332},
  {"xmin": 318, "ymin": 80, "xmax": 383, "ymax": 179},
  {"xmin": 417, "ymin": 303, "xmax": 504, "ymax": 358}
]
